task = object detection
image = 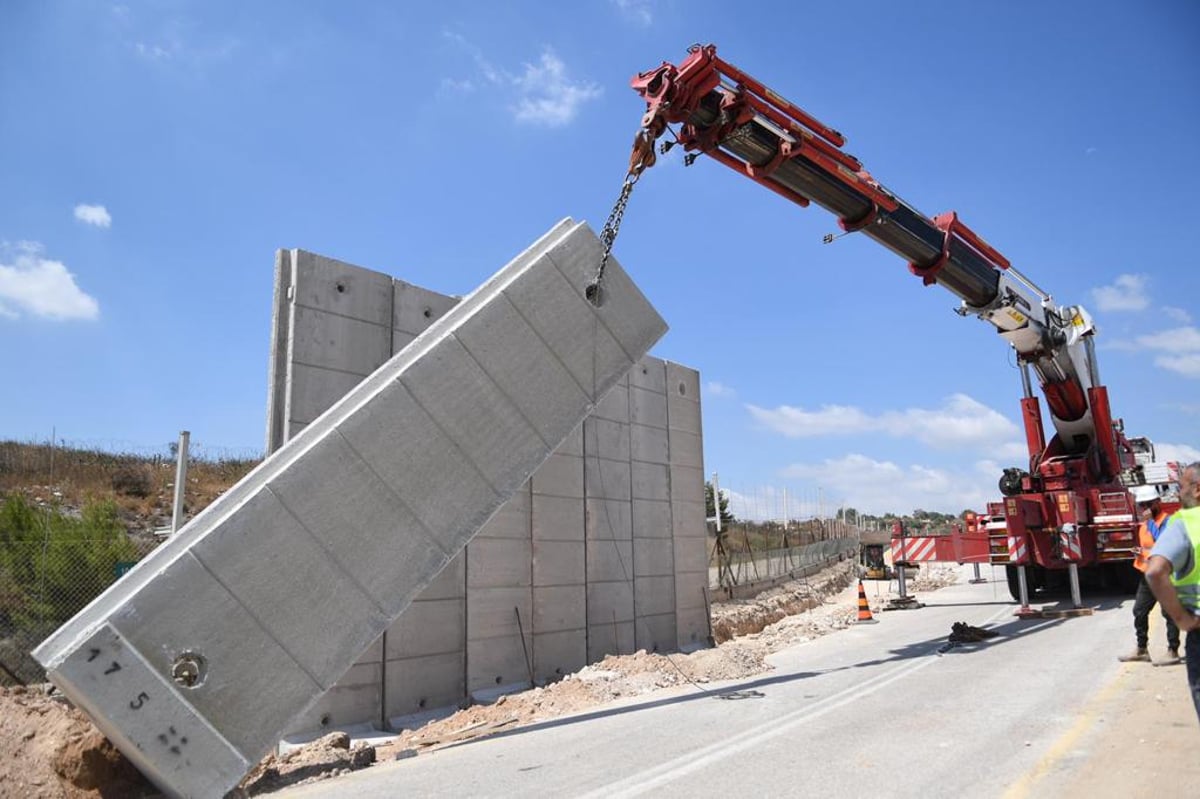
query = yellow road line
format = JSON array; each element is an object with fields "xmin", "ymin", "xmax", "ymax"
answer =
[{"xmin": 1004, "ymin": 613, "xmax": 1162, "ymax": 798}]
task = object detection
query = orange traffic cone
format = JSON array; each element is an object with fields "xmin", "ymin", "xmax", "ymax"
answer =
[{"xmin": 856, "ymin": 580, "xmax": 878, "ymax": 624}]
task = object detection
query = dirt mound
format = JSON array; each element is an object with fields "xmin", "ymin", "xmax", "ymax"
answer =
[
  {"xmin": 0, "ymin": 685, "xmax": 157, "ymax": 799},
  {"xmin": 709, "ymin": 560, "xmax": 859, "ymax": 642},
  {"xmin": 375, "ymin": 561, "xmax": 866, "ymax": 762},
  {"xmin": 237, "ymin": 732, "xmax": 376, "ymax": 796}
]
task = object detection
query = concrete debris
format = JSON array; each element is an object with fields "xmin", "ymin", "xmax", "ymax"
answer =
[{"xmin": 236, "ymin": 732, "xmax": 376, "ymax": 796}]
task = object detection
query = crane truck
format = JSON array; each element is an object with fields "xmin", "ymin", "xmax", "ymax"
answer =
[{"xmin": 617, "ymin": 44, "xmax": 1173, "ymax": 608}]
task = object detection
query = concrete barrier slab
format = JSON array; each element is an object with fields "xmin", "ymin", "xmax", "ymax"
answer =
[
  {"xmin": 531, "ymin": 585, "xmax": 586, "ymax": 632},
  {"xmin": 532, "ymin": 540, "xmax": 585, "ymax": 586},
  {"xmin": 630, "ymin": 424, "xmax": 669, "ymax": 465},
  {"xmin": 531, "ymin": 495, "xmax": 584, "ymax": 542},
  {"xmin": 34, "ymin": 218, "xmax": 665, "ymax": 798},
  {"xmin": 632, "ymin": 499, "xmax": 672, "ymax": 540},
  {"xmin": 385, "ymin": 652, "xmax": 465, "ymax": 718},
  {"xmin": 636, "ymin": 613, "xmax": 678, "ymax": 654},
  {"xmin": 533, "ymin": 630, "xmax": 586, "ymax": 680}
]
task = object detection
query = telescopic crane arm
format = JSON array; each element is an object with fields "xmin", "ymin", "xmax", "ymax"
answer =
[{"xmin": 629, "ymin": 44, "xmax": 1126, "ymax": 482}]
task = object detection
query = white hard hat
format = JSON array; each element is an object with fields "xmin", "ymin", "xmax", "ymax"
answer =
[{"xmin": 1132, "ymin": 485, "xmax": 1160, "ymax": 504}]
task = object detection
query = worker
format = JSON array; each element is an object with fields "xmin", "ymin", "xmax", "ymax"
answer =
[
  {"xmin": 1117, "ymin": 485, "xmax": 1180, "ymax": 664},
  {"xmin": 1145, "ymin": 461, "xmax": 1200, "ymax": 723}
]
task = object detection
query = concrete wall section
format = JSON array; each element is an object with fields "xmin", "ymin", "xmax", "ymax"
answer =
[
  {"xmin": 384, "ymin": 554, "xmax": 466, "ymax": 719},
  {"xmin": 629, "ymin": 359, "xmax": 676, "ymax": 653},
  {"xmin": 36, "ymin": 219, "xmax": 664, "ymax": 798},
  {"xmin": 263, "ymin": 245, "xmax": 707, "ymax": 736},
  {"xmin": 584, "ymin": 377, "xmax": 635, "ymax": 661},
  {"xmin": 466, "ymin": 485, "xmax": 533, "ymax": 696},
  {"xmin": 666, "ymin": 361, "xmax": 709, "ymax": 649},
  {"xmin": 531, "ymin": 424, "xmax": 587, "ymax": 682}
]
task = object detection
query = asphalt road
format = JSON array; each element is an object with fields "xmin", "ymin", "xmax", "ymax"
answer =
[{"xmin": 280, "ymin": 568, "xmax": 1196, "ymax": 798}]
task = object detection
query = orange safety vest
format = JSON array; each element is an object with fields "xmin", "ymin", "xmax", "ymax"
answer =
[{"xmin": 1132, "ymin": 509, "xmax": 1170, "ymax": 572}]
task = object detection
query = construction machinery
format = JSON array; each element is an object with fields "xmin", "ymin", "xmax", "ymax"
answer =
[
  {"xmin": 859, "ymin": 543, "xmax": 891, "ymax": 581},
  {"xmin": 619, "ymin": 44, "xmax": 1175, "ymax": 608}
]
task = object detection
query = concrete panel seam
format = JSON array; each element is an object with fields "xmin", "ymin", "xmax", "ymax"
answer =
[
  {"xmin": 499, "ymin": 288, "xmax": 608, "ymax": 407},
  {"xmin": 94, "ymin": 624, "xmax": 252, "ymax": 781},
  {"xmin": 399, "ymin": 353, "xmax": 525, "ymax": 498},
  {"xmin": 186, "ymin": 551, "xmax": 325, "ymax": 691},
  {"xmin": 451, "ymin": 321, "xmax": 554, "ymax": 451},
  {"xmin": 265, "ymin": 485, "xmax": 390, "ymax": 617},
  {"xmin": 290, "ymin": 302, "xmax": 395, "ymax": 331},
  {"xmin": 334, "ymin": 429, "xmax": 452, "ymax": 559},
  {"xmin": 290, "ymin": 359, "xmax": 374, "ymax": 382}
]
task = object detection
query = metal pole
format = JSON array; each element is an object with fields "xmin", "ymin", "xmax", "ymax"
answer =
[
  {"xmin": 380, "ymin": 630, "xmax": 389, "ymax": 732},
  {"xmin": 171, "ymin": 431, "xmax": 190, "ymax": 534},
  {"xmin": 1068, "ymin": 563, "xmax": 1082, "ymax": 608},
  {"xmin": 1017, "ymin": 565, "xmax": 1031, "ymax": 608},
  {"xmin": 712, "ymin": 472, "xmax": 722, "ymax": 534}
]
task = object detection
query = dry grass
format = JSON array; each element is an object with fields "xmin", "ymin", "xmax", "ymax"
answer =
[{"xmin": 0, "ymin": 440, "xmax": 259, "ymax": 531}]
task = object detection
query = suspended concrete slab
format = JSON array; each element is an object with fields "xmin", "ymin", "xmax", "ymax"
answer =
[{"xmin": 33, "ymin": 218, "xmax": 666, "ymax": 799}]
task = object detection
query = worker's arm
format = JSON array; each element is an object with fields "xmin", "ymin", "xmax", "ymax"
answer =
[{"xmin": 1146, "ymin": 554, "xmax": 1200, "ymax": 632}]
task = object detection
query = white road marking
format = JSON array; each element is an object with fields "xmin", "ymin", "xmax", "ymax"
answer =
[{"xmin": 586, "ymin": 606, "xmax": 1017, "ymax": 798}]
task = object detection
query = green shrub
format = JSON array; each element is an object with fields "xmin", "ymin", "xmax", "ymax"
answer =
[{"xmin": 0, "ymin": 493, "xmax": 139, "ymax": 628}]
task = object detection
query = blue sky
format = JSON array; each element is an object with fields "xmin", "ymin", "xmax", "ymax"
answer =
[{"xmin": 2, "ymin": 1, "xmax": 1198, "ymax": 517}]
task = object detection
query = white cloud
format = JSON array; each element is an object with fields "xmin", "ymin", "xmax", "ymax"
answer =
[
  {"xmin": 705, "ymin": 381, "xmax": 736, "ymax": 398},
  {"xmin": 1109, "ymin": 325, "xmax": 1200, "ymax": 379},
  {"xmin": 511, "ymin": 50, "xmax": 603, "ymax": 127},
  {"xmin": 135, "ymin": 41, "xmax": 174, "ymax": 60},
  {"xmin": 746, "ymin": 393, "xmax": 1019, "ymax": 450},
  {"xmin": 779, "ymin": 453, "xmax": 997, "ymax": 516},
  {"xmin": 1155, "ymin": 442, "xmax": 1200, "ymax": 465},
  {"xmin": 1090, "ymin": 273, "xmax": 1149, "ymax": 312},
  {"xmin": 1156, "ymin": 353, "xmax": 1200, "ymax": 378},
  {"xmin": 442, "ymin": 35, "xmax": 601, "ymax": 127},
  {"xmin": 1129, "ymin": 327, "xmax": 1200, "ymax": 351},
  {"xmin": 74, "ymin": 204, "xmax": 112, "ymax": 228},
  {"xmin": 612, "ymin": 0, "xmax": 654, "ymax": 26},
  {"xmin": 1163, "ymin": 306, "xmax": 1192, "ymax": 324},
  {"xmin": 0, "ymin": 243, "xmax": 100, "ymax": 321}
]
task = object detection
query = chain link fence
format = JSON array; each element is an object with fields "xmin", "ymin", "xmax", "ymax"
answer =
[
  {"xmin": 711, "ymin": 535, "xmax": 860, "ymax": 589},
  {"xmin": 0, "ymin": 483, "xmax": 162, "ymax": 686}
]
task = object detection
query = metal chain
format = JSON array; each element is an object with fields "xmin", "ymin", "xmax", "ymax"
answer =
[
  {"xmin": 587, "ymin": 171, "xmax": 640, "ymax": 305},
  {"xmin": 593, "ymin": 117, "xmax": 745, "ymax": 296},
  {"xmin": 586, "ymin": 123, "xmax": 664, "ymax": 306}
]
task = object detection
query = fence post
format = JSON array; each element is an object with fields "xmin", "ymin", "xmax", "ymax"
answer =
[{"xmin": 171, "ymin": 431, "xmax": 190, "ymax": 534}]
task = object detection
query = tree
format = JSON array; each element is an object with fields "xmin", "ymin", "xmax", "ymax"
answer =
[
  {"xmin": 704, "ymin": 481, "xmax": 735, "ymax": 526},
  {"xmin": 0, "ymin": 493, "xmax": 139, "ymax": 627}
]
